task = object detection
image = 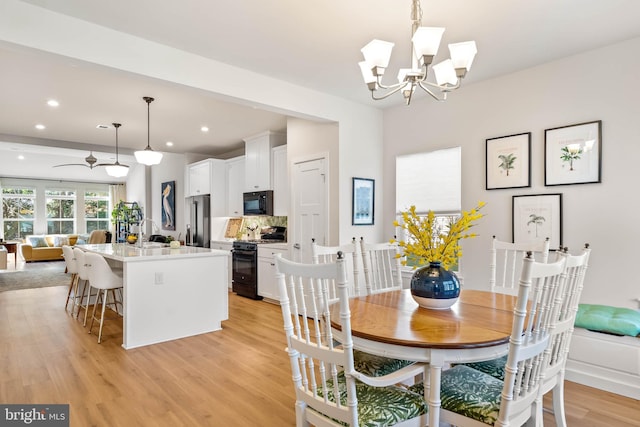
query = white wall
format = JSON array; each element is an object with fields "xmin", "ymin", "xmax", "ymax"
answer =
[
  {"xmin": 383, "ymin": 37, "xmax": 640, "ymax": 309},
  {"xmin": 149, "ymin": 152, "xmax": 187, "ymax": 241}
]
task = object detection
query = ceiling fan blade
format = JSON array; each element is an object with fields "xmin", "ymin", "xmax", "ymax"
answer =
[
  {"xmin": 53, "ymin": 163, "xmax": 91, "ymax": 168},
  {"xmin": 95, "ymin": 162, "xmax": 129, "ymax": 167}
]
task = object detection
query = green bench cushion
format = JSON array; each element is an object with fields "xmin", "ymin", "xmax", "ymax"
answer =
[{"xmin": 575, "ymin": 304, "xmax": 640, "ymax": 337}]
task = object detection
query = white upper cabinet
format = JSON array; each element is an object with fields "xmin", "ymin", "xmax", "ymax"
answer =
[
  {"xmin": 226, "ymin": 156, "xmax": 245, "ymax": 217},
  {"xmin": 272, "ymin": 145, "xmax": 288, "ymax": 216},
  {"xmin": 187, "ymin": 160, "xmax": 211, "ymax": 196},
  {"xmin": 244, "ymin": 131, "xmax": 286, "ymax": 192}
]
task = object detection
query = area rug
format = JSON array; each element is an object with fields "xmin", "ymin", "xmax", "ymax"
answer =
[{"xmin": 0, "ymin": 261, "xmax": 69, "ymax": 292}]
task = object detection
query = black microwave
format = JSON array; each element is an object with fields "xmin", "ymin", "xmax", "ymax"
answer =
[{"xmin": 243, "ymin": 190, "xmax": 274, "ymax": 216}]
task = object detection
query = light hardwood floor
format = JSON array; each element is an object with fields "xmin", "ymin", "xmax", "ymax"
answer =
[{"xmin": 0, "ymin": 285, "xmax": 638, "ymax": 426}]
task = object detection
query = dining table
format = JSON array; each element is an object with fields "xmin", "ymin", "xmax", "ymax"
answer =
[{"xmin": 329, "ymin": 288, "xmax": 517, "ymax": 427}]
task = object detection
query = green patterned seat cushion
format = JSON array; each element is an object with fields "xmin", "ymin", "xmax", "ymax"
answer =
[
  {"xmin": 353, "ymin": 350, "xmax": 414, "ymax": 377},
  {"xmin": 575, "ymin": 304, "xmax": 640, "ymax": 337},
  {"xmin": 315, "ymin": 372, "xmax": 427, "ymax": 426},
  {"xmin": 409, "ymin": 365, "xmax": 502, "ymax": 425},
  {"xmin": 458, "ymin": 355, "xmax": 507, "ymax": 381}
]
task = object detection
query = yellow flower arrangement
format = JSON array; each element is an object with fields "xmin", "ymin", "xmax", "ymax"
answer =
[{"xmin": 392, "ymin": 201, "xmax": 485, "ymax": 270}]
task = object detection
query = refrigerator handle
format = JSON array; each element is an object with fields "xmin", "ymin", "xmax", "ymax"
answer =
[{"xmin": 193, "ymin": 200, "xmax": 198, "ymax": 244}]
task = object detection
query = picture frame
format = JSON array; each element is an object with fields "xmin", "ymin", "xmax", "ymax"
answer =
[
  {"xmin": 512, "ymin": 193, "xmax": 562, "ymax": 249},
  {"xmin": 486, "ymin": 132, "xmax": 531, "ymax": 190},
  {"xmin": 161, "ymin": 180, "xmax": 176, "ymax": 231},
  {"xmin": 544, "ymin": 120, "xmax": 602, "ymax": 186},
  {"xmin": 352, "ymin": 177, "xmax": 375, "ymax": 225}
]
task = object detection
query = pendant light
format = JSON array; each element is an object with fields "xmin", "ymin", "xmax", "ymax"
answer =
[
  {"xmin": 105, "ymin": 123, "xmax": 129, "ymax": 178},
  {"xmin": 134, "ymin": 96, "xmax": 163, "ymax": 166}
]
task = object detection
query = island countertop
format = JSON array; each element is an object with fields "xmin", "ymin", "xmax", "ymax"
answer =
[{"xmin": 79, "ymin": 243, "xmax": 229, "ymax": 262}]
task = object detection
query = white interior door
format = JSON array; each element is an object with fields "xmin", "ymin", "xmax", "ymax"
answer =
[{"xmin": 291, "ymin": 156, "xmax": 327, "ymax": 263}]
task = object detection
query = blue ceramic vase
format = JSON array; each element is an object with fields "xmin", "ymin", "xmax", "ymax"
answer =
[{"xmin": 410, "ymin": 261, "xmax": 460, "ymax": 309}]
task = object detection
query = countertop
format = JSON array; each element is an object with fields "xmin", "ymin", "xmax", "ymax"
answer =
[{"xmin": 80, "ymin": 243, "xmax": 229, "ymax": 262}]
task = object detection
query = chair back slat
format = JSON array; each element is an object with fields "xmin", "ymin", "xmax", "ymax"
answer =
[
  {"xmin": 359, "ymin": 238, "xmax": 403, "ymax": 295},
  {"xmin": 490, "ymin": 236, "xmax": 550, "ymax": 295}
]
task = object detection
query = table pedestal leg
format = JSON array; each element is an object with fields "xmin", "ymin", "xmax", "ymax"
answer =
[{"xmin": 428, "ymin": 356, "xmax": 443, "ymax": 427}]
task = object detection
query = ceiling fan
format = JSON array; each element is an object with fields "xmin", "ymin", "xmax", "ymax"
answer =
[{"xmin": 53, "ymin": 151, "xmax": 101, "ymax": 169}]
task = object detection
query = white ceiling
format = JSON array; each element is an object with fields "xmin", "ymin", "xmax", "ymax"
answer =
[{"xmin": 2, "ymin": 0, "xmax": 640, "ymax": 182}]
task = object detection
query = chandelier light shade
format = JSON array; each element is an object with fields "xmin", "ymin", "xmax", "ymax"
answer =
[
  {"xmin": 105, "ymin": 123, "xmax": 129, "ymax": 178},
  {"xmin": 135, "ymin": 96, "xmax": 163, "ymax": 166},
  {"xmin": 358, "ymin": 0, "xmax": 477, "ymax": 105}
]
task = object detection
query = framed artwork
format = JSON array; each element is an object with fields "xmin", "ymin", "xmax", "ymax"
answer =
[
  {"xmin": 352, "ymin": 177, "xmax": 375, "ymax": 225},
  {"xmin": 545, "ymin": 120, "xmax": 602, "ymax": 186},
  {"xmin": 512, "ymin": 193, "xmax": 562, "ymax": 249},
  {"xmin": 486, "ymin": 132, "xmax": 531, "ymax": 190},
  {"xmin": 161, "ymin": 180, "xmax": 176, "ymax": 230}
]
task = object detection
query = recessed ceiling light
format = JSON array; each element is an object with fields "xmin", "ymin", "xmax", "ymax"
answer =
[
  {"xmin": 18, "ymin": 155, "xmax": 25, "ymax": 160},
  {"xmin": 201, "ymin": 126, "xmax": 209, "ymax": 132},
  {"xmin": 96, "ymin": 124, "xmax": 111, "ymax": 129},
  {"xmin": 47, "ymin": 99, "xmax": 59, "ymax": 107},
  {"xmin": 166, "ymin": 141, "xmax": 174, "ymax": 147},
  {"xmin": 35, "ymin": 124, "xmax": 46, "ymax": 130}
]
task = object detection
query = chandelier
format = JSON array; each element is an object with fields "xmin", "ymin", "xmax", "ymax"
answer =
[
  {"xmin": 135, "ymin": 96, "xmax": 163, "ymax": 166},
  {"xmin": 358, "ymin": 0, "xmax": 477, "ymax": 105}
]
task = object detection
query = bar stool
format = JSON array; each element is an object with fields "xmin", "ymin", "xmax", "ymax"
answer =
[
  {"xmin": 72, "ymin": 247, "xmax": 94, "ymax": 324},
  {"xmin": 62, "ymin": 245, "xmax": 79, "ymax": 312},
  {"xmin": 84, "ymin": 252, "xmax": 123, "ymax": 343}
]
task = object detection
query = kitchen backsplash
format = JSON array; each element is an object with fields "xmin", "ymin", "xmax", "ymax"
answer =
[{"xmin": 240, "ymin": 216, "xmax": 287, "ymax": 238}]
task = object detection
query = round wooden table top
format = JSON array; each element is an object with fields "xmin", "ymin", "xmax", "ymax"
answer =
[{"xmin": 330, "ymin": 289, "xmax": 517, "ymax": 350}]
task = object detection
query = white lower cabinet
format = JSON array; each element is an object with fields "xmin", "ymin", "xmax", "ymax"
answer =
[
  {"xmin": 258, "ymin": 245, "xmax": 288, "ymax": 302},
  {"xmin": 211, "ymin": 241, "xmax": 233, "ymax": 288}
]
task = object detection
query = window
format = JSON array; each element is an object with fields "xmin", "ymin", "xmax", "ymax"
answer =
[
  {"xmin": 395, "ymin": 147, "xmax": 462, "ymax": 269},
  {"xmin": 2, "ymin": 187, "xmax": 36, "ymax": 239},
  {"xmin": 46, "ymin": 190, "xmax": 75, "ymax": 234},
  {"xmin": 85, "ymin": 190, "xmax": 110, "ymax": 232}
]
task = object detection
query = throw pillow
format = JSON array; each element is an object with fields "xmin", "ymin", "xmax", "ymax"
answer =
[
  {"xmin": 27, "ymin": 236, "xmax": 49, "ymax": 248},
  {"xmin": 575, "ymin": 304, "xmax": 640, "ymax": 337},
  {"xmin": 53, "ymin": 236, "xmax": 69, "ymax": 247}
]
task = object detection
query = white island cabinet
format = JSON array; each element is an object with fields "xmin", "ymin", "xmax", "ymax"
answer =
[{"xmin": 81, "ymin": 244, "xmax": 229, "ymax": 349}]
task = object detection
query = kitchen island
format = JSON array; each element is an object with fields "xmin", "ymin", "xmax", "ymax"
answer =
[{"xmin": 80, "ymin": 244, "xmax": 229, "ymax": 349}]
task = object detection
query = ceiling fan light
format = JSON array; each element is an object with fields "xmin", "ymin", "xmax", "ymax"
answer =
[
  {"xmin": 135, "ymin": 148, "xmax": 163, "ymax": 166},
  {"xmin": 433, "ymin": 59, "xmax": 458, "ymax": 86},
  {"xmin": 449, "ymin": 40, "xmax": 477, "ymax": 71},
  {"xmin": 105, "ymin": 163, "xmax": 129, "ymax": 178},
  {"xmin": 412, "ymin": 27, "xmax": 445, "ymax": 58},
  {"xmin": 361, "ymin": 39, "xmax": 395, "ymax": 70}
]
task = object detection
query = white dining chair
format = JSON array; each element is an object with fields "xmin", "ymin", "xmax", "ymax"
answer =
[
  {"xmin": 84, "ymin": 252, "xmax": 123, "ymax": 343},
  {"xmin": 311, "ymin": 237, "xmax": 363, "ymax": 297},
  {"xmin": 411, "ymin": 251, "xmax": 568, "ymax": 426},
  {"xmin": 275, "ymin": 251, "xmax": 428, "ymax": 427},
  {"xmin": 359, "ymin": 237, "xmax": 403, "ymax": 295},
  {"xmin": 62, "ymin": 245, "xmax": 79, "ymax": 312},
  {"xmin": 490, "ymin": 235, "xmax": 550, "ymax": 295}
]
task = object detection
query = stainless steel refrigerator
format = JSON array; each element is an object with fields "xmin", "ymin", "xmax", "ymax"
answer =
[{"xmin": 187, "ymin": 194, "xmax": 210, "ymax": 248}]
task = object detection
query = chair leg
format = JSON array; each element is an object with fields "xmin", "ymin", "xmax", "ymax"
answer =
[
  {"xmin": 75, "ymin": 279, "xmax": 88, "ymax": 319},
  {"xmin": 97, "ymin": 289, "xmax": 109, "ymax": 344},
  {"xmin": 64, "ymin": 273, "xmax": 76, "ymax": 311},
  {"xmin": 552, "ymin": 380, "xmax": 567, "ymax": 427},
  {"xmin": 83, "ymin": 285, "xmax": 95, "ymax": 327}
]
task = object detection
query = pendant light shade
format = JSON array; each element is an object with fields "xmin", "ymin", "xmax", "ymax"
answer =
[
  {"xmin": 106, "ymin": 123, "xmax": 129, "ymax": 178},
  {"xmin": 135, "ymin": 96, "xmax": 163, "ymax": 166}
]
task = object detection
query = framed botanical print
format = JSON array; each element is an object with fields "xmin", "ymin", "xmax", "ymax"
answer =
[
  {"xmin": 545, "ymin": 120, "xmax": 602, "ymax": 186},
  {"xmin": 352, "ymin": 177, "xmax": 374, "ymax": 225},
  {"xmin": 512, "ymin": 193, "xmax": 562, "ymax": 249},
  {"xmin": 486, "ymin": 132, "xmax": 531, "ymax": 190}
]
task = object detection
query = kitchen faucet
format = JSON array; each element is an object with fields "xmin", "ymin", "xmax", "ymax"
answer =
[{"xmin": 138, "ymin": 218, "xmax": 159, "ymax": 248}]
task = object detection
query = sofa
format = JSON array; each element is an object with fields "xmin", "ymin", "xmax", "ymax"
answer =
[
  {"xmin": 20, "ymin": 230, "xmax": 112, "ymax": 262},
  {"xmin": 20, "ymin": 234, "xmax": 79, "ymax": 262}
]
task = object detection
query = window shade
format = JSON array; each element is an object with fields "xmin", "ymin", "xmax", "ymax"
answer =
[{"xmin": 396, "ymin": 146, "xmax": 461, "ymax": 214}]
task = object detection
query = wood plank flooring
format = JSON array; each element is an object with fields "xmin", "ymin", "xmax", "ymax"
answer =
[{"xmin": 1, "ymin": 285, "xmax": 638, "ymax": 426}]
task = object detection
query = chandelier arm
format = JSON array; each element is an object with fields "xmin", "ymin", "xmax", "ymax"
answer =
[
  {"xmin": 371, "ymin": 84, "xmax": 409, "ymax": 101},
  {"xmin": 416, "ymin": 83, "xmax": 447, "ymax": 101},
  {"xmin": 420, "ymin": 79, "xmax": 461, "ymax": 91}
]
